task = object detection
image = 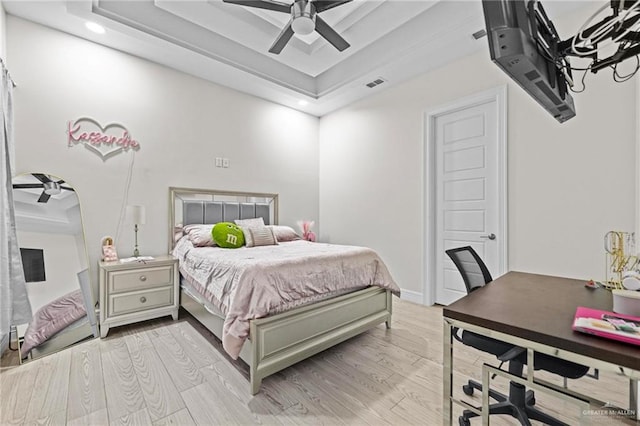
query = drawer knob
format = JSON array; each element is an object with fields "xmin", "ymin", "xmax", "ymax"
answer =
[
  {"xmin": 140, "ymin": 296, "xmax": 147, "ymax": 303},
  {"xmin": 139, "ymin": 275, "xmax": 147, "ymax": 282}
]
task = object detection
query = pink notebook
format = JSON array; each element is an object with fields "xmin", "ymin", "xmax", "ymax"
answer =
[{"xmin": 572, "ymin": 306, "xmax": 640, "ymax": 346}]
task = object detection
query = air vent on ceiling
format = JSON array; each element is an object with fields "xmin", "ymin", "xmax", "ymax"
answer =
[
  {"xmin": 366, "ymin": 78, "xmax": 387, "ymax": 89},
  {"xmin": 525, "ymin": 70, "xmax": 541, "ymax": 81},
  {"xmin": 472, "ymin": 29, "xmax": 487, "ymax": 40}
]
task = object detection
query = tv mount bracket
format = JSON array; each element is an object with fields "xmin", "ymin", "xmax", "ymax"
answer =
[{"xmin": 558, "ymin": 0, "xmax": 640, "ymax": 73}]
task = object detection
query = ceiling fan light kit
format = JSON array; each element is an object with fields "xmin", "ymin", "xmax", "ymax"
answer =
[
  {"xmin": 291, "ymin": 0, "xmax": 315, "ymax": 35},
  {"xmin": 43, "ymin": 181, "xmax": 61, "ymax": 196},
  {"xmin": 12, "ymin": 173, "xmax": 75, "ymax": 203},
  {"xmin": 223, "ymin": 0, "xmax": 351, "ymax": 54}
]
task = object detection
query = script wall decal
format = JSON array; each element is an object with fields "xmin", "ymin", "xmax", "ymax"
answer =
[{"xmin": 67, "ymin": 117, "xmax": 140, "ymax": 160}]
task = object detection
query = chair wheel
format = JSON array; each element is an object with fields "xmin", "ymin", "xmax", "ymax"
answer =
[
  {"xmin": 462, "ymin": 384, "xmax": 474, "ymax": 396},
  {"xmin": 525, "ymin": 389, "xmax": 536, "ymax": 406},
  {"xmin": 458, "ymin": 416, "xmax": 471, "ymax": 426}
]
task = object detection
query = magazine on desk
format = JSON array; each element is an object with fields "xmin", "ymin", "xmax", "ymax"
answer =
[{"xmin": 573, "ymin": 306, "xmax": 640, "ymax": 346}]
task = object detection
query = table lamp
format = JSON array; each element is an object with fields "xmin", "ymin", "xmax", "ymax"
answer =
[{"xmin": 125, "ymin": 205, "xmax": 146, "ymax": 257}]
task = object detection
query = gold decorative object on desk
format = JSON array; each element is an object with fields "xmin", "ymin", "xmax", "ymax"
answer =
[{"xmin": 604, "ymin": 231, "xmax": 638, "ymax": 290}]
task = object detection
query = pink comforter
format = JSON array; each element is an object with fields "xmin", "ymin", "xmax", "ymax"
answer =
[
  {"xmin": 173, "ymin": 238, "xmax": 400, "ymax": 359},
  {"xmin": 20, "ymin": 289, "xmax": 87, "ymax": 356}
]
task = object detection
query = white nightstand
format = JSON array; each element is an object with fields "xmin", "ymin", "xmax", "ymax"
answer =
[{"xmin": 98, "ymin": 255, "xmax": 179, "ymax": 338}]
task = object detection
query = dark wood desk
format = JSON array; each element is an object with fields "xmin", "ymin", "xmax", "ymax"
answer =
[{"xmin": 442, "ymin": 271, "xmax": 640, "ymax": 424}]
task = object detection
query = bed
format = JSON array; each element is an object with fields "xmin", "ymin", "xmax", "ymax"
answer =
[
  {"xmin": 169, "ymin": 187, "xmax": 400, "ymax": 394},
  {"xmin": 19, "ymin": 269, "xmax": 99, "ymax": 361}
]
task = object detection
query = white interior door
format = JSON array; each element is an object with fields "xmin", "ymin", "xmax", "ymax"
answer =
[{"xmin": 431, "ymin": 91, "xmax": 506, "ymax": 305}]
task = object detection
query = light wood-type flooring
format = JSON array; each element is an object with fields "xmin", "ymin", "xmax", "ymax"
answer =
[{"xmin": 0, "ymin": 298, "xmax": 636, "ymax": 425}]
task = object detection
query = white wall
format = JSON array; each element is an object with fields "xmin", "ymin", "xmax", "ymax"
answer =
[
  {"xmin": 7, "ymin": 17, "xmax": 320, "ymax": 295},
  {"xmin": 0, "ymin": 2, "xmax": 5, "ymax": 60},
  {"xmin": 319, "ymin": 4, "xmax": 637, "ymax": 299}
]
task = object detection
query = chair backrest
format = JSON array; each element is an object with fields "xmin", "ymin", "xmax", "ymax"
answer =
[{"xmin": 445, "ymin": 246, "xmax": 493, "ymax": 294}]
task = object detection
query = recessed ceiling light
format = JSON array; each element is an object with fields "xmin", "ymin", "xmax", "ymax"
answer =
[
  {"xmin": 85, "ymin": 22, "xmax": 105, "ymax": 34},
  {"xmin": 298, "ymin": 100, "xmax": 309, "ymax": 106}
]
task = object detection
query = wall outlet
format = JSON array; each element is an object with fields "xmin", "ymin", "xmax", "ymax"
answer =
[{"xmin": 215, "ymin": 157, "xmax": 223, "ymax": 167}]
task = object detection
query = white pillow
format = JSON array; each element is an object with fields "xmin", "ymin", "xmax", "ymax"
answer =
[
  {"xmin": 183, "ymin": 224, "xmax": 216, "ymax": 247},
  {"xmin": 269, "ymin": 225, "xmax": 301, "ymax": 242},
  {"xmin": 235, "ymin": 217, "xmax": 265, "ymax": 228}
]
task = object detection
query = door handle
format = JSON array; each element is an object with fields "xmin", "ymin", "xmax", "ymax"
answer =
[{"xmin": 481, "ymin": 233, "xmax": 496, "ymax": 240}]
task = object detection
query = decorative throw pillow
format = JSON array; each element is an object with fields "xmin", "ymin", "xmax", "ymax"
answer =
[
  {"xmin": 212, "ymin": 222, "xmax": 245, "ymax": 248},
  {"xmin": 269, "ymin": 225, "xmax": 301, "ymax": 242},
  {"xmin": 184, "ymin": 224, "xmax": 216, "ymax": 247},
  {"xmin": 234, "ymin": 217, "xmax": 265, "ymax": 228},
  {"xmin": 183, "ymin": 224, "xmax": 209, "ymax": 233},
  {"xmin": 244, "ymin": 226, "xmax": 278, "ymax": 248}
]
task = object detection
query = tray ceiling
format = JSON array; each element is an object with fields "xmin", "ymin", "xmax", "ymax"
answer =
[{"xmin": 3, "ymin": 1, "xmax": 582, "ymax": 116}]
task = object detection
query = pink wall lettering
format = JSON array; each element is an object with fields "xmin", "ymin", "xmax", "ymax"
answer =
[{"xmin": 67, "ymin": 117, "xmax": 141, "ymax": 160}]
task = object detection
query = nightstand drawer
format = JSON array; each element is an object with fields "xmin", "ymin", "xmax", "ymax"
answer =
[
  {"xmin": 109, "ymin": 265, "xmax": 174, "ymax": 293},
  {"xmin": 99, "ymin": 255, "xmax": 179, "ymax": 338},
  {"xmin": 109, "ymin": 287, "xmax": 173, "ymax": 316}
]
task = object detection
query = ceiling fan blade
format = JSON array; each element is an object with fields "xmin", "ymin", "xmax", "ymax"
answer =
[
  {"xmin": 223, "ymin": 0, "xmax": 290, "ymax": 13},
  {"xmin": 12, "ymin": 184, "xmax": 44, "ymax": 189},
  {"xmin": 61, "ymin": 186, "xmax": 75, "ymax": 191},
  {"xmin": 315, "ymin": 15, "xmax": 350, "ymax": 51},
  {"xmin": 37, "ymin": 191, "xmax": 51, "ymax": 203},
  {"xmin": 32, "ymin": 173, "xmax": 51, "ymax": 184},
  {"xmin": 314, "ymin": 0, "xmax": 352, "ymax": 13},
  {"xmin": 269, "ymin": 21, "xmax": 295, "ymax": 54}
]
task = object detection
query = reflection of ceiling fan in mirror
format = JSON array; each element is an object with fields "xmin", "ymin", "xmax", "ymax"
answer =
[
  {"xmin": 12, "ymin": 173, "xmax": 75, "ymax": 203},
  {"xmin": 223, "ymin": 0, "xmax": 352, "ymax": 54}
]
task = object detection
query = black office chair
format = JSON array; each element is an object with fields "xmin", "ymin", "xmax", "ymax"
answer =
[{"xmin": 445, "ymin": 246, "xmax": 590, "ymax": 426}]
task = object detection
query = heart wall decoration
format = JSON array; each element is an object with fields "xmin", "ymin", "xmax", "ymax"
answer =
[{"xmin": 67, "ymin": 117, "xmax": 141, "ymax": 160}]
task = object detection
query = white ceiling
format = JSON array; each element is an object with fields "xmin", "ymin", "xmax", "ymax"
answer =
[
  {"xmin": 3, "ymin": 0, "xmax": 583, "ymax": 116},
  {"xmin": 12, "ymin": 173, "xmax": 82, "ymax": 234}
]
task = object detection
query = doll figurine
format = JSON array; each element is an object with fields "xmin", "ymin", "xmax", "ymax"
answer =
[{"xmin": 298, "ymin": 220, "xmax": 316, "ymax": 242}]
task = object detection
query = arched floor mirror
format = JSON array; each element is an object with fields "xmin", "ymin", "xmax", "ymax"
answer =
[{"xmin": 11, "ymin": 173, "xmax": 98, "ymax": 363}]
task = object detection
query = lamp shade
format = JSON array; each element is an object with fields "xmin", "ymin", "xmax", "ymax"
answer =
[{"xmin": 125, "ymin": 205, "xmax": 146, "ymax": 225}]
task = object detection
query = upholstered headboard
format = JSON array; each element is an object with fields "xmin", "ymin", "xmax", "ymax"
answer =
[
  {"xmin": 182, "ymin": 201, "xmax": 272, "ymax": 226},
  {"xmin": 169, "ymin": 187, "xmax": 278, "ymax": 251}
]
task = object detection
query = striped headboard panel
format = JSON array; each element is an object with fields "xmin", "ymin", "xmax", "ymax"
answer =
[{"xmin": 182, "ymin": 201, "xmax": 271, "ymax": 225}]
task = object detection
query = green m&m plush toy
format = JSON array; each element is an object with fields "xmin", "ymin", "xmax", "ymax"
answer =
[{"xmin": 212, "ymin": 222, "xmax": 245, "ymax": 248}]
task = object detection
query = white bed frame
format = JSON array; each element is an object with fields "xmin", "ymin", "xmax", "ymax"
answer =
[{"xmin": 169, "ymin": 187, "xmax": 393, "ymax": 394}]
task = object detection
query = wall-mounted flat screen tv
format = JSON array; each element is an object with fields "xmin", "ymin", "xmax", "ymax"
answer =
[
  {"xmin": 482, "ymin": 0, "xmax": 576, "ymax": 123},
  {"xmin": 20, "ymin": 248, "xmax": 46, "ymax": 282}
]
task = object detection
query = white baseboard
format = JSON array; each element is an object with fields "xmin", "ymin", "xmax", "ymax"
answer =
[{"xmin": 399, "ymin": 288, "xmax": 424, "ymax": 305}]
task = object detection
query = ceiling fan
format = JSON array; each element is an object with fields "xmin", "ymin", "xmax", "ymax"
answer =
[
  {"xmin": 12, "ymin": 173, "xmax": 75, "ymax": 203},
  {"xmin": 223, "ymin": 0, "xmax": 352, "ymax": 54}
]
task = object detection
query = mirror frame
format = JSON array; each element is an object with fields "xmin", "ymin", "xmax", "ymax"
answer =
[{"xmin": 12, "ymin": 172, "xmax": 97, "ymax": 362}]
